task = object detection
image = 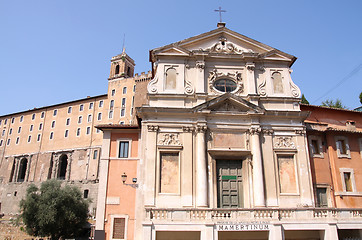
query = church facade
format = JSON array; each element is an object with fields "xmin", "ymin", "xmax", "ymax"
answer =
[{"xmin": 94, "ymin": 24, "xmax": 362, "ymax": 240}]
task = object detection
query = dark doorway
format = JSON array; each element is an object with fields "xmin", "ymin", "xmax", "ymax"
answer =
[
  {"xmin": 58, "ymin": 154, "xmax": 68, "ymax": 180},
  {"xmin": 17, "ymin": 158, "xmax": 28, "ymax": 182}
]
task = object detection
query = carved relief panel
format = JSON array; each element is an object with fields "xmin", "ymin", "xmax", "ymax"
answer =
[{"xmin": 208, "ymin": 69, "xmax": 244, "ymax": 95}]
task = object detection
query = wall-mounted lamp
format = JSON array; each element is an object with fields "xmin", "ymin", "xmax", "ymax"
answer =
[{"xmin": 121, "ymin": 172, "xmax": 138, "ymax": 188}]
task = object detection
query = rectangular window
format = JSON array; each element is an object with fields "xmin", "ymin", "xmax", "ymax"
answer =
[
  {"xmin": 93, "ymin": 150, "xmax": 98, "ymax": 159},
  {"xmin": 16, "ymin": 137, "xmax": 19, "ymax": 145},
  {"xmin": 78, "ymin": 116, "xmax": 82, "ymax": 124},
  {"xmin": 277, "ymin": 155, "xmax": 297, "ymax": 194},
  {"xmin": 121, "ymin": 98, "xmax": 126, "ymax": 107},
  {"xmin": 0, "ymin": 140, "xmax": 3, "ymax": 146},
  {"xmin": 80, "ymin": 104, "xmax": 84, "ymax": 111},
  {"xmin": 86, "ymin": 127, "xmax": 90, "ymax": 135},
  {"xmin": 89, "ymin": 102, "xmax": 94, "ymax": 109},
  {"xmin": 68, "ymin": 107, "xmax": 72, "ymax": 114},
  {"xmin": 99, "ymin": 100, "xmax": 104, "ymax": 107},
  {"xmin": 9, "ymin": 128, "xmax": 12, "ymax": 135},
  {"xmin": 7, "ymin": 138, "xmax": 10, "ymax": 145},
  {"xmin": 121, "ymin": 109, "xmax": 125, "ymax": 117},
  {"xmin": 133, "ymin": 85, "xmax": 136, "ymax": 92},
  {"xmin": 311, "ymin": 140, "xmax": 320, "ymax": 154},
  {"xmin": 160, "ymin": 152, "xmax": 180, "ymax": 193},
  {"xmin": 76, "ymin": 128, "xmax": 81, "ymax": 136},
  {"xmin": 66, "ymin": 118, "xmax": 70, "ymax": 125},
  {"xmin": 118, "ymin": 141, "xmax": 129, "ymax": 158},
  {"xmin": 20, "ymin": 116, "xmax": 24, "ymax": 122},
  {"xmin": 109, "ymin": 110, "xmax": 113, "ymax": 119},
  {"xmin": 32, "ymin": 113, "xmax": 36, "ymax": 120},
  {"xmin": 51, "ymin": 121, "xmax": 56, "ymax": 128},
  {"xmin": 39, "ymin": 123, "xmax": 43, "ymax": 130},
  {"xmin": 53, "ymin": 109, "xmax": 57, "ymax": 116},
  {"xmin": 123, "ymin": 87, "xmax": 127, "ymax": 94},
  {"xmin": 65, "ymin": 130, "xmax": 69, "ymax": 138},
  {"xmin": 344, "ymin": 172, "xmax": 353, "ymax": 192},
  {"xmin": 41, "ymin": 112, "xmax": 45, "ymax": 118},
  {"xmin": 50, "ymin": 132, "xmax": 54, "ymax": 140},
  {"xmin": 29, "ymin": 125, "xmax": 33, "ymax": 132},
  {"xmin": 11, "ymin": 117, "xmax": 15, "ymax": 124},
  {"xmin": 112, "ymin": 218, "xmax": 125, "ymax": 239},
  {"xmin": 87, "ymin": 114, "xmax": 92, "ymax": 122},
  {"xmin": 335, "ymin": 137, "xmax": 350, "ymax": 158},
  {"xmin": 18, "ymin": 127, "xmax": 21, "ymax": 134},
  {"xmin": 110, "ymin": 100, "xmax": 114, "ymax": 109},
  {"xmin": 4, "ymin": 119, "xmax": 7, "ymax": 124},
  {"xmin": 27, "ymin": 135, "xmax": 31, "ymax": 143},
  {"xmin": 97, "ymin": 113, "xmax": 102, "ymax": 121},
  {"xmin": 111, "ymin": 89, "xmax": 115, "ymax": 96},
  {"xmin": 316, "ymin": 187, "xmax": 328, "ymax": 207},
  {"xmin": 37, "ymin": 134, "xmax": 41, "ymax": 142}
]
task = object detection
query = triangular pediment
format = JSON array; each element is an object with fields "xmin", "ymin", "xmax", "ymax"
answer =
[
  {"xmin": 151, "ymin": 27, "xmax": 296, "ymax": 65},
  {"xmin": 192, "ymin": 93, "xmax": 265, "ymax": 114}
]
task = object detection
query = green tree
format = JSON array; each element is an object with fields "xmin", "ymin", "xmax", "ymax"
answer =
[
  {"xmin": 301, "ymin": 94, "xmax": 309, "ymax": 104},
  {"xmin": 20, "ymin": 180, "xmax": 89, "ymax": 240},
  {"xmin": 359, "ymin": 92, "xmax": 362, "ymax": 104},
  {"xmin": 321, "ymin": 99, "xmax": 347, "ymax": 109}
]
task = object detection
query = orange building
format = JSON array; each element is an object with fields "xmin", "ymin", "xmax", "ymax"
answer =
[
  {"xmin": 94, "ymin": 125, "xmax": 140, "ymax": 240},
  {"xmin": 302, "ymin": 104, "xmax": 362, "ymax": 211}
]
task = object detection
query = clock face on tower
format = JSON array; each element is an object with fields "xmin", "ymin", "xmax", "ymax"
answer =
[{"xmin": 213, "ymin": 78, "xmax": 237, "ymax": 93}]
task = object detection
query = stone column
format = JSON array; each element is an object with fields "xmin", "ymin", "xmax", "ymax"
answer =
[
  {"xmin": 262, "ymin": 129, "xmax": 278, "ymax": 206},
  {"xmin": 250, "ymin": 127, "xmax": 265, "ymax": 207},
  {"xmin": 322, "ymin": 224, "xmax": 338, "ymax": 240},
  {"xmin": 196, "ymin": 125, "xmax": 208, "ymax": 207},
  {"xmin": 268, "ymin": 224, "xmax": 284, "ymax": 240}
]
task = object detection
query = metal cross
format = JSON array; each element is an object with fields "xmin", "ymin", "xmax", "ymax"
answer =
[{"xmin": 214, "ymin": 7, "xmax": 226, "ymax": 22}]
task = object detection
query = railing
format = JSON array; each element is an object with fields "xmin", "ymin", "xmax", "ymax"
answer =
[{"xmin": 145, "ymin": 208, "xmax": 362, "ymax": 222}]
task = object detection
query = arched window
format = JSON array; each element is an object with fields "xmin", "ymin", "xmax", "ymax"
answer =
[
  {"xmin": 115, "ymin": 65, "xmax": 120, "ymax": 75},
  {"xmin": 58, "ymin": 154, "xmax": 68, "ymax": 180},
  {"xmin": 272, "ymin": 72, "xmax": 284, "ymax": 93},
  {"xmin": 165, "ymin": 68, "xmax": 177, "ymax": 90},
  {"xmin": 17, "ymin": 158, "xmax": 28, "ymax": 182}
]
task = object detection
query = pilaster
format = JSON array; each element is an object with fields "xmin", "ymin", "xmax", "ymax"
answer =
[
  {"xmin": 144, "ymin": 125, "xmax": 158, "ymax": 206},
  {"xmin": 249, "ymin": 126, "xmax": 265, "ymax": 207}
]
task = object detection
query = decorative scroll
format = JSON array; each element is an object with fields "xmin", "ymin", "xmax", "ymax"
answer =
[
  {"xmin": 147, "ymin": 76, "xmax": 158, "ymax": 94},
  {"xmin": 262, "ymin": 129, "xmax": 274, "ymax": 135},
  {"xmin": 158, "ymin": 133, "xmax": 181, "ymax": 146},
  {"xmin": 184, "ymin": 78, "xmax": 194, "ymax": 95},
  {"xmin": 207, "ymin": 36, "xmax": 244, "ymax": 54},
  {"xmin": 274, "ymin": 137, "xmax": 296, "ymax": 149},
  {"xmin": 258, "ymin": 78, "xmax": 267, "ymax": 96},
  {"xmin": 290, "ymin": 81, "xmax": 301, "ymax": 98}
]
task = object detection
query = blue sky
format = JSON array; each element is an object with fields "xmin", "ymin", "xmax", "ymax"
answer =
[{"xmin": 0, "ymin": 0, "xmax": 361, "ymax": 116}]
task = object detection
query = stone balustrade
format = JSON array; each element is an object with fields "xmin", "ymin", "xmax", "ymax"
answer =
[{"xmin": 145, "ymin": 208, "xmax": 362, "ymax": 222}]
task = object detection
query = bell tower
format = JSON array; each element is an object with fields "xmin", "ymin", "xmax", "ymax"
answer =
[{"xmin": 109, "ymin": 49, "xmax": 135, "ymax": 80}]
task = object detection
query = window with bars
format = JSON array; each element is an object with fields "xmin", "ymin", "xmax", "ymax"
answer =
[{"xmin": 112, "ymin": 218, "xmax": 125, "ymax": 239}]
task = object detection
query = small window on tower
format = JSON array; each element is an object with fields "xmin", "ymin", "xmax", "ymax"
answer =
[{"xmin": 115, "ymin": 65, "xmax": 120, "ymax": 75}]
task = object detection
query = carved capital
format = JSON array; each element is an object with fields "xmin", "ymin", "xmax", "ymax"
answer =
[
  {"xmin": 262, "ymin": 129, "xmax": 274, "ymax": 135},
  {"xmin": 274, "ymin": 136, "xmax": 296, "ymax": 149},
  {"xmin": 196, "ymin": 125, "xmax": 207, "ymax": 133},
  {"xmin": 249, "ymin": 127, "xmax": 262, "ymax": 135},
  {"xmin": 246, "ymin": 63, "xmax": 255, "ymax": 72},
  {"xmin": 183, "ymin": 126, "xmax": 195, "ymax": 132},
  {"xmin": 295, "ymin": 129, "xmax": 305, "ymax": 135},
  {"xmin": 147, "ymin": 125, "xmax": 159, "ymax": 132},
  {"xmin": 196, "ymin": 61, "xmax": 205, "ymax": 70}
]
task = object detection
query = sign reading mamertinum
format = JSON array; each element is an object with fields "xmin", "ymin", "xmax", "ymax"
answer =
[{"xmin": 216, "ymin": 221, "xmax": 269, "ymax": 231}]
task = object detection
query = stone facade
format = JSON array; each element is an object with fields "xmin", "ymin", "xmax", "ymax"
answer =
[{"xmin": 94, "ymin": 24, "xmax": 362, "ymax": 240}]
